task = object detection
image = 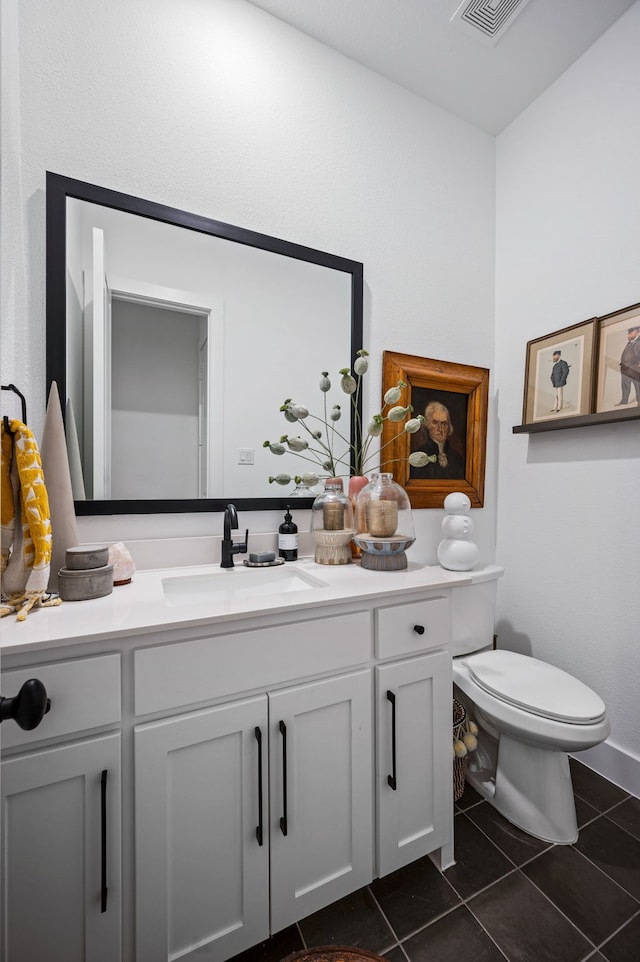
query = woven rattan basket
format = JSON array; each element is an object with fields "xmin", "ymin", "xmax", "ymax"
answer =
[{"xmin": 453, "ymin": 699, "xmax": 468, "ymax": 802}]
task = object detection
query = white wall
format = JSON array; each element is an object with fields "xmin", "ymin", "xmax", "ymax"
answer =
[
  {"xmin": 495, "ymin": 3, "xmax": 640, "ymax": 791},
  {"xmin": 0, "ymin": 0, "xmax": 496, "ymax": 563}
]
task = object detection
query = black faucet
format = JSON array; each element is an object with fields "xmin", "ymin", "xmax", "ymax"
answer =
[{"xmin": 221, "ymin": 503, "xmax": 249, "ymax": 568}]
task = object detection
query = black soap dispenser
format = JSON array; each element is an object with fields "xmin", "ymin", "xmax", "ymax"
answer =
[{"xmin": 278, "ymin": 506, "xmax": 298, "ymax": 561}]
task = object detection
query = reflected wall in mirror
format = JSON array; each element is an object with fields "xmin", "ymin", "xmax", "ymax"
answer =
[{"xmin": 46, "ymin": 173, "xmax": 363, "ymax": 515}]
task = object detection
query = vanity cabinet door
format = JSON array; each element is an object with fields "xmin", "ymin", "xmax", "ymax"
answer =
[
  {"xmin": 376, "ymin": 652, "xmax": 451, "ymax": 876},
  {"xmin": 134, "ymin": 695, "xmax": 269, "ymax": 962},
  {"xmin": 1, "ymin": 733, "xmax": 122, "ymax": 962},
  {"xmin": 269, "ymin": 669, "xmax": 373, "ymax": 933}
]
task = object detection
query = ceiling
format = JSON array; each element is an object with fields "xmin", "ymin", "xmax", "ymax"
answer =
[{"xmin": 247, "ymin": 0, "xmax": 636, "ymax": 134}]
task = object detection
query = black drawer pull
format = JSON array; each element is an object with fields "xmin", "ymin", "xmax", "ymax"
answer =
[
  {"xmin": 386, "ymin": 690, "xmax": 397, "ymax": 791},
  {"xmin": 413, "ymin": 624, "xmax": 425, "ymax": 635},
  {"xmin": 100, "ymin": 769, "xmax": 108, "ymax": 913},
  {"xmin": 0, "ymin": 679, "xmax": 51, "ymax": 729},
  {"xmin": 279, "ymin": 720, "xmax": 288, "ymax": 836},
  {"xmin": 255, "ymin": 727, "xmax": 264, "ymax": 846}
]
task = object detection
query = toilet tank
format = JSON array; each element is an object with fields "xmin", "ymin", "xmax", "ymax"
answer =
[{"xmin": 450, "ymin": 566, "xmax": 503, "ymax": 657}]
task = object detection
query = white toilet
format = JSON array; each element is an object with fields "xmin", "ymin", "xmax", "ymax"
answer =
[{"xmin": 451, "ymin": 573, "xmax": 610, "ymax": 845}]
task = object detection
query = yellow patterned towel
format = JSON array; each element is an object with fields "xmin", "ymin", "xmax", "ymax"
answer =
[{"xmin": 1, "ymin": 419, "xmax": 61, "ymax": 620}]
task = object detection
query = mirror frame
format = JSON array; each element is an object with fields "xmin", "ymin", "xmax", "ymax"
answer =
[{"xmin": 46, "ymin": 172, "xmax": 364, "ymax": 515}]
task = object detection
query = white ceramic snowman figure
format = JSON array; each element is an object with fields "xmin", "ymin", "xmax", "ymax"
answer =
[{"xmin": 437, "ymin": 492, "xmax": 479, "ymax": 571}]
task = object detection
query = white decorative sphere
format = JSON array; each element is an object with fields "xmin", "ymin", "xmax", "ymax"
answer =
[
  {"xmin": 437, "ymin": 538, "xmax": 479, "ymax": 571},
  {"xmin": 441, "ymin": 514, "xmax": 474, "ymax": 539},
  {"xmin": 443, "ymin": 492, "xmax": 471, "ymax": 514}
]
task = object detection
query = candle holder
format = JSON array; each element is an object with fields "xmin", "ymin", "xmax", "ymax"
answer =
[
  {"xmin": 310, "ymin": 479, "xmax": 354, "ymax": 565},
  {"xmin": 352, "ymin": 473, "xmax": 415, "ymax": 570}
]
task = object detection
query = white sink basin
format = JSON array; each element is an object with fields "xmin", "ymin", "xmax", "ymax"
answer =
[{"xmin": 162, "ymin": 564, "xmax": 327, "ymax": 606}]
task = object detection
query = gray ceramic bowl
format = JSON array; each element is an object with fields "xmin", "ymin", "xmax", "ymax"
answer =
[
  {"xmin": 58, "ymin": 564, "xmax": 114, "ymax": 601},
  {"xmin": 65, "ymin": 543, "xmax": 110, "ymax": 570}
]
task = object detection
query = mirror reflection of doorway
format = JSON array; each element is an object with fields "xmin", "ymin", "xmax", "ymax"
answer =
[{"xmin": 110, "ymin": 297, "xmax": 209, "ymax": 500}]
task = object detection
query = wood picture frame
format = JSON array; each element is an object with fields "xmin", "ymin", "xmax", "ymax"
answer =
[
  {"xmin": 595, "ymin": 302, "xmax": 640, "ymax": 413},
  {"xmin": 381, "ymin": 352, "xmax": 489, "ymax": 509},
  {"xmin": 522, "ymin": 318, "xmax": 597, "ymax": 425}
]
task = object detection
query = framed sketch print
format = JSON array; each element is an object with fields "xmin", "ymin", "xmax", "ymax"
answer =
[
  {"xmin": 595, "ymin": 302, "xmax": 640, "ymax": 413},
  {"xmin": 522, "ymin": 319, "xmax": 597, "ymax": 425},
  {"xmin": 381, "ymin": 351, "xmax": 489, "ymax": 509}
]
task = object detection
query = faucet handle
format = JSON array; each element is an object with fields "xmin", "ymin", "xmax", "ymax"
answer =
[{"xmin": 238, "ymin": 529, "xmax": 249, "ymax": 553}]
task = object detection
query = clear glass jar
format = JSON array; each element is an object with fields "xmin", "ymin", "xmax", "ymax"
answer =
[
  {"xmin": 310, "ymin": 478, "xmax": 353, "ymax": 533},
  {"xmin": 355, "ymin": 473, "xmax": 413, "ymax": 539},
  {"xmin": 310, "ymin": 478, "xmax": 354, "ymax": 565},
  {"xmin": 352, "ymin": 473, "xmax": 415, "ymax": 570}
]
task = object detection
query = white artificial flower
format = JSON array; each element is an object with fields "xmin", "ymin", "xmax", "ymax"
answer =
[
  {"xmin": 354, "ymin": 356, "xmax": 368, "ymax": 375},
  {"xmin": 340, "ymin": 372, "xmax": 357, "ymax": 395},
  {"xmin": 384, "ymin": 385, "xmax": 402, "ymax": 405},
  {"xmin": 286, "ymin": 437, "xmax": 309, "ymax": 452},
  {"xmin": 404, "ymin": 416, "xmax": 424, "ymax": 434},
  {"xmin": 388, "ymin": 405, "xmax": 410, "ymax": 422}
]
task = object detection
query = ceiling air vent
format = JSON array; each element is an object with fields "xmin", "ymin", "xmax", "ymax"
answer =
[{"xmin": 451, "ymin": 0, "xmax": 532, "ymax": 46}]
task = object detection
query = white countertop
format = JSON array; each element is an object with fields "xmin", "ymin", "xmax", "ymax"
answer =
[{"xmin": 1, "ymin": 557, "xmax": 502, "ymax": 656}]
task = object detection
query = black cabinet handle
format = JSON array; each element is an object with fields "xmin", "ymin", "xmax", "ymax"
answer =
[
  {"xmin": 100, "ymin": 770, "xmax": 108, "ymax": 913},
  {"xmin": 279, "ymin": 720, "xmax": 288, "ymax": 836},
  {"xmin": 254, "ymin": 727, "xmax": 264, "ymax": 846},
  {"xmin": 0, "ymin": 678, "xmax": 51, "ymax": 729},
  {"xmin": 413, "ymin": 624, "xmax": 425, "ymax": 635},
  {"xmin": 387, "ymin": 690, "xmax": 397, "ymax": 791}
]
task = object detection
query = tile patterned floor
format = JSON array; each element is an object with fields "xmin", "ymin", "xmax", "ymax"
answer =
[{"xmin": 230, "ymin": 759, "xmax": 640, "ymax": 962}]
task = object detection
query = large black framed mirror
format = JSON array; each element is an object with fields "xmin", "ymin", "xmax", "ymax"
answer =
[{"xmin": 46, "ymin": 172, "xmax": 363, "ymax": 515}]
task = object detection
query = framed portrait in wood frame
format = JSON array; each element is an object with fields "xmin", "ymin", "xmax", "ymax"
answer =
[
  {"xmin": 595, "ymin": 302, "xmax": 640, "ymax": 413},
  {"xmin": 522, "ymin": 318, "xmax": 597, "ymax": 425},
  {"xmin": 381, "ymin": 351, "xmax": 489, "ymax": 509}
]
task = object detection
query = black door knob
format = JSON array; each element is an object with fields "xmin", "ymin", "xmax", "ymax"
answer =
[
  {"xmin": 413, "ymin": 624, "xmax": 425, "ymax": 635},
  {"xmin": 0, "ymin": 679, "xmax": 51, "ymax": 730}
]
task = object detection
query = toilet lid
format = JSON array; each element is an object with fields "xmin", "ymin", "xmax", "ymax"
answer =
[{"xmin": 466, "ymin": 650, "xmax": 606, "ymax": 724}]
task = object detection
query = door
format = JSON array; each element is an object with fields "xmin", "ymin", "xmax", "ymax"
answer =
[
  {"xmin": 135, "ymin": 695, "xmax": 269, "ymax": 962},
  {"xmin": 269, "ymin": 670, "xmax": 373, "ymax": 932},
  {"xmin": 376, "ymin": 652, "xmax": 452, "ymax": 876},
  {"xmin": 1, "ymin": 732, "xmax": 121, "ymax": 962}
]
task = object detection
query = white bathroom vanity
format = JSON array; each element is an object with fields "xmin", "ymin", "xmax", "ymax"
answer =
[{"xmin": 0, "ymin": 556, "xmax": 501, "ymax": 962}]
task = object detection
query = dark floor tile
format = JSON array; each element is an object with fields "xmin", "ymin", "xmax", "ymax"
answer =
[
  {"xmin": 469, "ymin": 871, "xmax": 592, "ymax": 962},
  {"xmin": 455, "ymin": 784, "xmax": 483, "ymax": 811},
  {"xmin": 600, "ymin": 912, "xmax": 640, "ymax": 962},
  {"xmin": 606, "ymin": 796, "xmax": 640, "ymax": 842},
  {"xmin": 574, "ymin": 816, "xmax": 640, "ymax": 901},
  {"xmin": 370, "ymin": 854, "xmax": 461, "ymax": 940},
  {"xmin": 382, "ymin": 947, "xmax": 406, "ymax": 962},
  {"xmin": 522, "ymin": 845, "xmax": 638, "ymax": 945},
  {"xmin": 297, "ymin": 887, "xmax": 395, "ymax": 954},
  {"xmin": 227, "ymin": 925, "xmax": 303, "ymax": 962},
  {"xmin": 576, "ymin": 794, "xmax": 600, "ymax": 828},
  {"xmin": 465, "ymin": 801, "xmax": 551, "ymax": 865},
  {"xmin": 444, "ymin": 813, "xmax": 513, "ymax": 900},
  {"xmin": 402, "ymin": 904, "xmax": 506, "ymax": 962},
  {"xmin": 570, "ymin": 760, "xmax": 629, "ymax": 813}
]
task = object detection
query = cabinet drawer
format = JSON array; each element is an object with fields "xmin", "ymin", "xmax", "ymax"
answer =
[
  {"xmin": 134, "ymin": 610, "xmax": 371, "ymax": 716},
  {"xmin": 375, "ymin": 595, "xmax": 450, "ymax": 659},
  {"xmin": 1, "ymin": 654, "xmax": 121, "ymax": 749}
]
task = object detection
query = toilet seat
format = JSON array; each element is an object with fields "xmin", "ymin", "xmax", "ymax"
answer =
[{"xmin": 465, "ymin": 650, "xmax": 606, "ymax": 725}]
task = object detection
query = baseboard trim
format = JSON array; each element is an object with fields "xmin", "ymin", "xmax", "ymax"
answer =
[{"xmin": 572, "ymin": 740, "xmax": 640, "ymax": 799}]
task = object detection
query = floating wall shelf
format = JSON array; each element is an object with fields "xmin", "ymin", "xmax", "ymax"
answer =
[{"xmin": 513, "ymin": 407, "xmax": 640, "ymax": 434}]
